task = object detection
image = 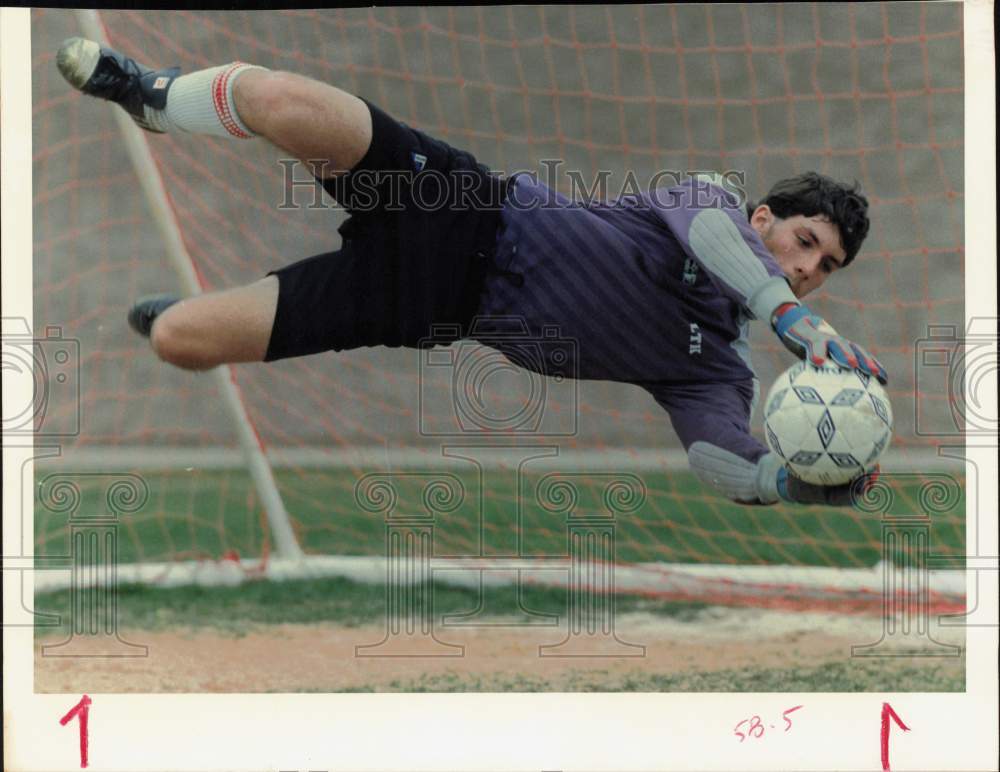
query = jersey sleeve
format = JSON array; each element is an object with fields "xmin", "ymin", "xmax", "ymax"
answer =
[
  {"xmin": 646, "ymin": 381, "xmax": 783, "ymax": 505},
  {"xmin": 648, "ymin": 381, "xmax": 765, "ymax": 462},
  {"xmin": 649, "ymin": 176, "xmax": 799, "ymax": 321}
]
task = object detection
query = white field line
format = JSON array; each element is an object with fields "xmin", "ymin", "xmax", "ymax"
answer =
[
  {"xmin": 36, "ymin": 446, "xmax": 965, "ymax": 472},
  {"xmin": 31, "ymin": 446, "xmax": 966, "ymax": 603},
  {"xmin": 30, "ymin": 554, "xmax": 967, "ymax": 600}
]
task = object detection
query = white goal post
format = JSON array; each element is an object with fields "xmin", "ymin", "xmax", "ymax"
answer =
[
  {"xmin": 73, "ymin": 8, "xmax": 302, "ymax": 561},
  {"xmin": 31, "ymin": 9, "xmax": 968, "ymax": 615}
]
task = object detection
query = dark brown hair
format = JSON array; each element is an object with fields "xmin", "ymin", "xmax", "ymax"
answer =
[{"xmin": 747, "ymin": 172, "xmax": 870, "ymax": 266}]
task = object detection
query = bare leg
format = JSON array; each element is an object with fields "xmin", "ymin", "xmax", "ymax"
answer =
[
  {"xmin": 57, "ymin": 43, "xmax": 370, "ymax": 368},
  {"xmin": 233, "ymin": 70, "xmax": 372, "ymax": 178},
  {"xmin": 149, "ymin": 74, "xmax": 371, "ymax": 368},
  {"xmin": 150, "ymin": 276, "xmax": 278, "ymax": 370}
]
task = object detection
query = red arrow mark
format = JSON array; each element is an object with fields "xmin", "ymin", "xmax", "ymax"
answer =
[
  {"xmin": 881, "ymin": 702, "xmax": 910, "ymax": 771},
  {"xmin": 59, "ymin": 695, "xmax": 92, "ymax": 768}
]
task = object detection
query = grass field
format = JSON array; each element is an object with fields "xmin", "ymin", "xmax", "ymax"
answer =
[
  {"xmin": 27, "ymin": 5, "xmax": 968, "ymax": 699},
  {"xmin": 33, "ymin": 467, "xmax": 966, "ymax": 693},
  {"xmin": 36, "ymin": 575, "xmax": 708, "ymax": 632},
  {"xmin": 33, "ymin": 576, "xmax": 965, "ymax": 692},
  {"xmin": 35, "ymin": 467, "xmax": 966, "ymax": 569}
]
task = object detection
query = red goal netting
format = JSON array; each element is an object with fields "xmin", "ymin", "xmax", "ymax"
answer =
[{"xmin": 30, "ymin": 6, "xmax": 965, "ymax": 591}]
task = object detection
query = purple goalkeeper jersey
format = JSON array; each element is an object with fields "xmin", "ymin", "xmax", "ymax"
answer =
[{"xmin": 472, "ymin": 174, "xmax": 792, "ymax": 463}]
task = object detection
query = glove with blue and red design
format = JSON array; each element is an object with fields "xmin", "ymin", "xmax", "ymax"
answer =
[{"xmin": 771, "ymin": 302, "xmax": 888, "ymax": 384}]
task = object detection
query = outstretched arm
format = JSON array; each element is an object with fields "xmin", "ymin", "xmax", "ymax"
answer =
[
  {"xmin": 649, "ymin": 382, "xmax": 878, "ymax": 506},
  {"xmin": 651, "ymin": 176, "xmax": 797, "ymax": 321},
  {"xmin": 651, "ymin": 177, "xmax": 887, "ymax": 384}
]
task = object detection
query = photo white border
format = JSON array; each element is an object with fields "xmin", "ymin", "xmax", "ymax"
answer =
[{"xmin": 3, "ymin": 4, "xmax": 996, "ymax": 770}]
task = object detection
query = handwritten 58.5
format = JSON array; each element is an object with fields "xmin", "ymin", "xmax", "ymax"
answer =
[
  {"xmin": 733, "ymin": 703, "xmax": 910, "ymax": 771},
  {"xmin": 733, "ymin": 706, "xmax": 803, "ymax": 742}
]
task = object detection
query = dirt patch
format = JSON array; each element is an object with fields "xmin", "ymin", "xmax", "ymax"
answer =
[{"xmin": 35, "ymin": 608, "xmax": 965, "ymax": 692}]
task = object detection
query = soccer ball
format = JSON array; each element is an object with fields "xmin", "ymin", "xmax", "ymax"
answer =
[{"xmin": 763, "ymin": 361, "xmax": 893, "ymax": 486}]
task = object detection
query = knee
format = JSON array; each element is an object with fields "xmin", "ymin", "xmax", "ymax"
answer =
[
  {"xmin": 235, "ymin": 70, "xmax": 306, "ymax": 131},
  {"xmin": 150, "ymin": 310, "xmax": 216, "ymax": 371}
]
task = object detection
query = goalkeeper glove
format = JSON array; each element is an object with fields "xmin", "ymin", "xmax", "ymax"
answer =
[
  {"xmin": 771, "ymin": 302, "xmax": 888, "ymax": 384},
  {"xmin": 777, "ymin": 465, "xmax": 881, "ymax": 507}
]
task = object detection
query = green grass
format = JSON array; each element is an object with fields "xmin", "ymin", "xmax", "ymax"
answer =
[
  {"xmin": 33, "ymin": 575, "xmax": 964, "ymax": 693},
  {"xmin": 34, "ymin": 467, "xmax": 966, "ymax": 570},
  {"xmin": 33, "ymin": 575, "xmax": 709, "ymax": 635}
]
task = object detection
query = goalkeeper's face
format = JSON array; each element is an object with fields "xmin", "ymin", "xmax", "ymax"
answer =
[{"xmin": 750, "ymin": 205, "xmax": 847, "ymax": 298}]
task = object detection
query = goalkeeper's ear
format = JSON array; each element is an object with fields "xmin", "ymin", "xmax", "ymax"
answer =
[{"xmin": 748, "ymin": 203, "xmax": 776, "ymax": 239}]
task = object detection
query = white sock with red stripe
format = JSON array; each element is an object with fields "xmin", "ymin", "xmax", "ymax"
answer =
[{"xmin": 158, "ymin": 63, "xmax": 264, "ymax": 138}]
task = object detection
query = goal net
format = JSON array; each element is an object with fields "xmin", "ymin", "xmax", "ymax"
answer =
[{"xmin": 30, "ymin": 6, "xmax": 966, "ymax": 607}]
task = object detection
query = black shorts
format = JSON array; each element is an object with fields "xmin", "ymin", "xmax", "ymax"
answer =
[{"xmin": 264, "ymin": 99, "xmax": 509, "ymax": 361}]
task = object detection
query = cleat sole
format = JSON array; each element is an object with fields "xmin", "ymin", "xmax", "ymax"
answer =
[
  {"xmin": 128, "ymin": 293, "xmax": 180, "ymax": 337},
  {"xmin": 56, "ymin": 37, "xmax": 102, "ymax": 91}
]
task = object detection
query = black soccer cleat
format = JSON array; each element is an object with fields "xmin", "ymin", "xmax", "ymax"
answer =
[
  {"xmin": 56, "ymin": 37, "xmax": 180, "ymax": 133},
  {"xmin": 128, "ymin": 293, "xmax": 180, "ymax": 337}
]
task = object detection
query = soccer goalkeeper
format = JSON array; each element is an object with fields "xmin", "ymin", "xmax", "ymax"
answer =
[{"xmin": 57, "ymin": 38, "xmax": 887, "ymax": 508}]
